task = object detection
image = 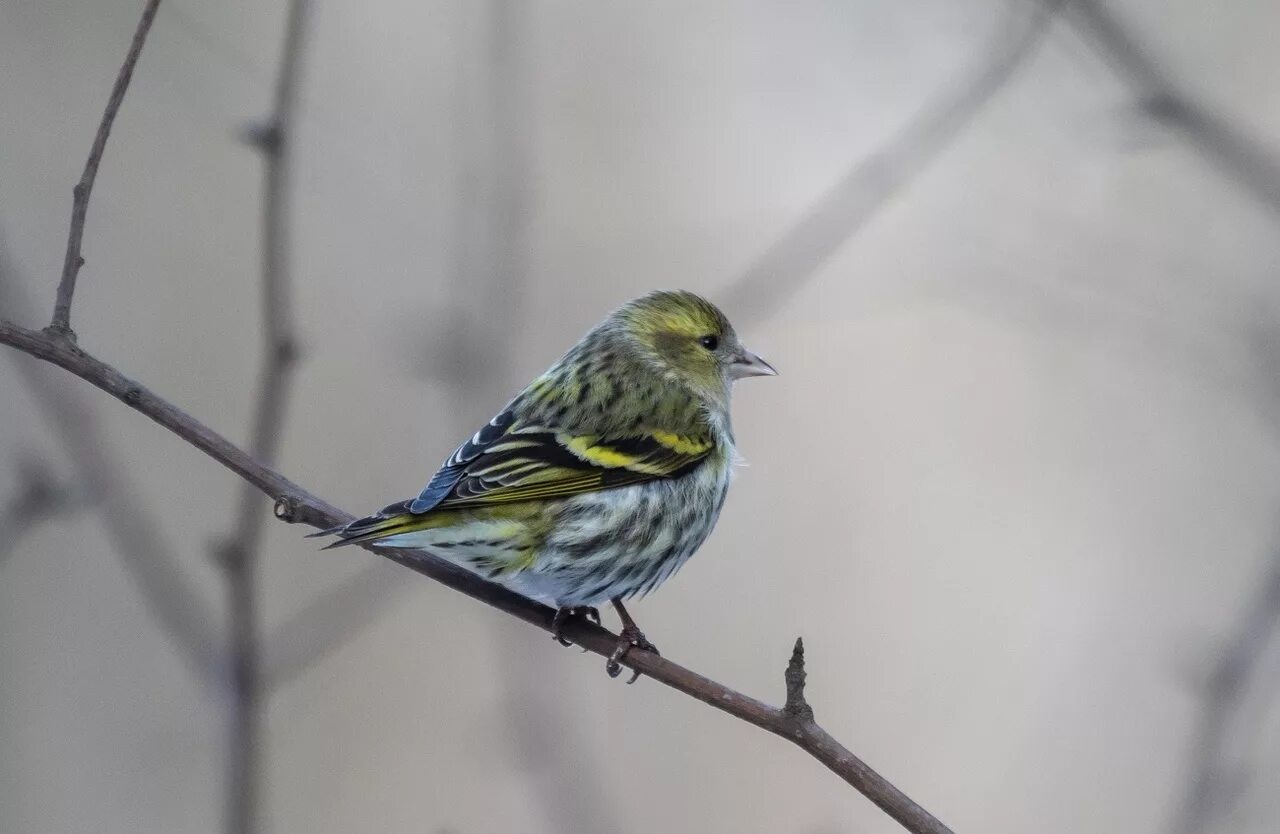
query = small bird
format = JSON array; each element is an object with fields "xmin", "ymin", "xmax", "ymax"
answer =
[{"xmin": 315, "ymin": 290, "xmax": 776, "ymax": 681}]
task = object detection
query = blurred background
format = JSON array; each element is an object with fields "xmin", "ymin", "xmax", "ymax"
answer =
[{"xmin": 4, "ymin": 1, "xmax": 1280, "ymax": 832}]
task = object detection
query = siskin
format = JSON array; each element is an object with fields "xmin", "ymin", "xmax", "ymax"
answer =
[{"xmin": 315, "ymin": 290, "xmax": 776, "ymax": 681}]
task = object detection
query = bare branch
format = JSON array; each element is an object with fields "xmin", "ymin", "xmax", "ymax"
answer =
[
  {"xmin": 722, "ymin": 0, "xmax": 1060, "ymax": 324},
  {"xmin": 216, "ymin": 2, "xmax": 311, "ymax": 832},
  {"xmin": 1061, "ymin": 0, "xmax": 1280, "ymax": 219},
  {"xmin": 0, "ymin": 320, "xmax": 956, "ymax": 834},
  {"xmin": 51, "ymin": 0, "xmax": 163, "ymax": 337}
]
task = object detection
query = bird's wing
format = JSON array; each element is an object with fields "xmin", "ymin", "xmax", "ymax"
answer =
[
  {"xmin": 313, "ymin": 407, "xmax": 716, "ymax": 548},
  {"xmin": 410, "ymin": 407, "xmax": 715, "ymax": 512}
]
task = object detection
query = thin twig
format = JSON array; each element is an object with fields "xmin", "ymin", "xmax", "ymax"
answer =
[
  {"xmin": 0, "ymin": 319, "xmax": 956, "ymax": 834},
  {"xmin": 217, "ymin": 2, "xmax": 310, "ymax": 832},
  {"xmin": 50, "ymin": 0, "xmax": 162, "ymax": 337},
  {"xmin": 721, "ymin": 0, "xmax": 1060, "ymax": 325}
]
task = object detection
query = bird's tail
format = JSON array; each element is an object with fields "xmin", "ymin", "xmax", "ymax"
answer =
[{"xmin": 308, "ymin": 499, "xmax": 434, "ymax": 550}]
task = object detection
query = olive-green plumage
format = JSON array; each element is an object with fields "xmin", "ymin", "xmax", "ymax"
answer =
[{"xmin": 318, "ymin": 290, "xmax": 776, "ymax": 611}]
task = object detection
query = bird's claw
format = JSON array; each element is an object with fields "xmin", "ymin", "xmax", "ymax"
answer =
[
  {"xmin": 550, "ymin": 606, "xmax": 602, "ymax": 647},
  {"xmin": 605, "ymin": 626, "xmax": 659, "ymax": 684}
]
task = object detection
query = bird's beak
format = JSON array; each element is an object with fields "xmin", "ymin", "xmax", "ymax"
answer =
[{"xmin": 729, "ymin": 346, "xmax": 778, "ymax": 380}]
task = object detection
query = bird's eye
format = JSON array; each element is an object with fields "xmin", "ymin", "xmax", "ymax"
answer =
[{"xmin": 698, "ymin": 334, "xmax": 719, "ymax": 351}]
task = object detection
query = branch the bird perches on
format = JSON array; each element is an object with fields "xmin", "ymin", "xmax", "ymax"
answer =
[{"xmin": 0, "ymin": 316, "xmax": 955, "ymax": 834}]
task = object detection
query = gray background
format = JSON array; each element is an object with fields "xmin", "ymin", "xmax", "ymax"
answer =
[{"xmin": 3, "ymin": 1, "xmax": 1280, "ymax": 832}]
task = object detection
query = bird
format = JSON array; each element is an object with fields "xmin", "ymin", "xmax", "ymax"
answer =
[{"xmin": 313, "ymin": 290, "xmax": 776, "ymax": 681}]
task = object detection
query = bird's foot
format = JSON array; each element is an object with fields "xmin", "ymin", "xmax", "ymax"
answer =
[
  {"xmin": 606, "ymin": 625, "xmax": 660, "ymax": 684},
  {"xmin": 550, "ymin": 606, "xmax": 601, "ymax": 647}
]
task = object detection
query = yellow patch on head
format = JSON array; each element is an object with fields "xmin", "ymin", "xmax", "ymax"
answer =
[
  {"xmin": 621, "ymin": 290, "xmax": 730, "ymax": 342},
  {"xmin": 611, "ymin": 291, "xmax": 738, "ymax": 397}
]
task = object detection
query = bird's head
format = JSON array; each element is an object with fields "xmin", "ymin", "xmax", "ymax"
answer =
[{"xmin": 614, "ymin": 290, "xmax": 776, "ymax": 405}]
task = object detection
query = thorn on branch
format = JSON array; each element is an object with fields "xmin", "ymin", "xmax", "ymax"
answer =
[
  {"xmin": 272, "ymin": 495, "xmax": 333, "ymax": 529},
  {"xmin": 783, "ymin": 637, "xmax": 815, "ymax": 723},
  {"xmin": 273, "ymin": 496, "xmax": 298, "ymax": 522},
  {"xmin": 50, "ymin": 0, "xmax": 162, "ymax": 337}
]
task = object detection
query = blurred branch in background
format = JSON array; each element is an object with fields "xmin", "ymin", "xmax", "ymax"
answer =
[
  {"xmin": 1044, "ymin": 4, "xmax": 1280, "ymax": 831},
  {"xmin": 1172, "ymin": 552, "xmax": 1280, "ymax": 834},
  {"xmin": 0, "ymin": 456, "xmax": 88, "ymax": 568},
  {"xmin": 1061, "ymin": 0, "xmax": 1280, "ymax": 219},
  {"xmin": 256, "ymin": 2, "xmax": 623, "ymax": 826},
  {"xmin": 453, "ymin": 3, "xmax": 624, "ymax": 831},
  {"xmin": 0, "ymin": 244, "xmax": 221, "ymax": 677},
  {"xmin": 262, "ymin": 560, "xmax": 407, "ymax": 686},
  {"xmin": 213, "ymin": 1, "xmax": 311, "ymax": 833},
  {"xmin": 721, "ymin": 0, "xmax": 1061, "ymax": 325},
  {"xmin": 389, "ymin": 2, "xmax": 628, "ymax": 829},
  {"xmin": 0, "ymin": 0, "xmax": 219, "ymax": 675}
]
